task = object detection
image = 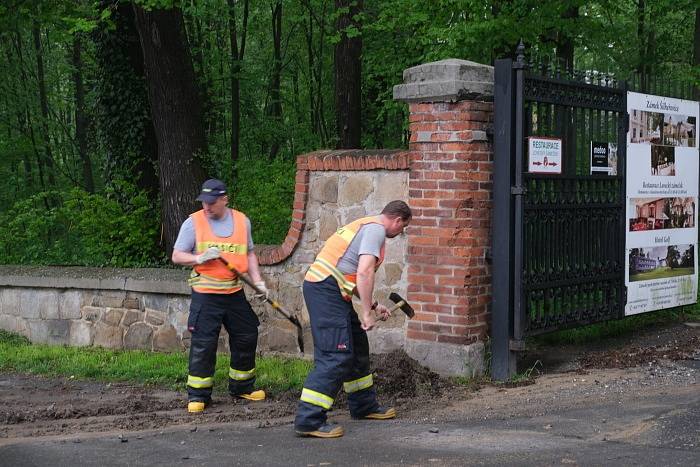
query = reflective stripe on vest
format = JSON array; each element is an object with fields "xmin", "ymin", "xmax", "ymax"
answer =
[
  {"xmin": 187, "ymin": 375, "xmax": 214, "ymax": 388},
  {"xmin": 300, "ymin": 388, "xmax": 334, "ymax": 409},
  {"xmin": 229, "ymin": 367, "xmax": 255, "ymax": 381},
  {"xmin": 190, "ymin": 209, "xmax": 248, "ymax": 294},
  {"xmin": 304, "ymin": 216, "xmax": 384, "ymax": 300},
  {"xmin": 343, "ymin": 374, "xmax": 373, "ymax": 394}
]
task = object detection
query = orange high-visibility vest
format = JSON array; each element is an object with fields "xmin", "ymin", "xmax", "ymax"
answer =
[
  {"xmin": 305, "ymin": 216, "xmax": 385, "ymax": 300},
  {"xmin": 188, "ymin": 209, "xmax": 249, "ymax": 294}
]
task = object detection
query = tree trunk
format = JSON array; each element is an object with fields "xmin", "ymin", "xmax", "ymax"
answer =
[
  {"xmin": 268, "ymin": 0, "xmax": 283, "ymax": 159},
  {"xmin": 334, "ymin": 0, "xmax": 363, "ymax": 148},
  {"xmin": 32, "ymin": 22, "xmax": 56, "ymax": 188},
  {"xmin": 556, "ymin": 6, "xmax": 578, "ymax": 71},
  {"xmin": 133, "ymin": 5, "xmax": 208, "ymax": 255},
  {"xmin": 94, "ymin": 2, "xmax": 159, "ymax": 203},
  {"xmin": 228, "ymin": 0, "xmax": 249, "ymax": 170},
  {"xmin": 71, "ymin": 33, "xmax": 94, "ymax": 193}
]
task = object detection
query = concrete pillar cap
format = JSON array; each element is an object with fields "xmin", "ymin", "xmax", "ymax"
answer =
[{"xmin": 393, "ymin": 58, "xmax": 494, "ymax": 103}]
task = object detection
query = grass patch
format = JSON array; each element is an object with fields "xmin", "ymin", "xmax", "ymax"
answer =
[
  {"xmin": 629, "ymin": 267, "xmax": 694, "ymax": 281},
  {"xmin": 532, "ymin": 303, "xmax": 700, "ymax": 346},
  {"xmin": 0, "ymin": 330, "xmax": 312, "ymax": 394}
]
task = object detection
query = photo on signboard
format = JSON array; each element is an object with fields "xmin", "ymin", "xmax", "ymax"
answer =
[
  {"xmin": 650, "ymin": 145, "xmax": 675, "ymax": 176},
  {"xmin": 629, "ymin": 110, "xmax": 663, "ymax": 144},
  {"xmin": 629, "ymin": 197, "xmax": 696, "ymax": 231},
  {"xmin": 628, "ymin": 244, "xmax": 695, "ymax": 282},
  {"xmin": 661, "ymin": 114, "xmax": 696, "ymax": 148}
]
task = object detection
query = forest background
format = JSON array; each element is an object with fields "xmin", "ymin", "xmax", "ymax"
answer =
[{"xmin": 0, "ymin": 0, "xmax": 698, "ymax": 268}]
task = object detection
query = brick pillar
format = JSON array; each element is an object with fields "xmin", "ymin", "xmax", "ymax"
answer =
[{"xmin": 394, "ymin": 59, "xmax": 493, "ymax": 377}]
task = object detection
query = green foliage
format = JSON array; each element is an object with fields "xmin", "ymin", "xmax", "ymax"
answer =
[
  {"xmin": 228, "ymin": 155, "xmax": 296, "ymax": 245},
  {"xmin": 0, "ymin": 185, "xmax": 163, "ymax": 267},
  {"xmin": 0, "ymin": 330, "xmax": 312, "ymax": 394}
]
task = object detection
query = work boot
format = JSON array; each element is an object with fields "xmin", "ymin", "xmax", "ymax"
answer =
[
  {"xmin": 358, "ymin": 406, "xmax": 396, "ymax": 420},
  {"xmin": 295, "ymin": 423, "xmax": 344, "ymax": 438},
  {"xmin": 233, "ymin": 389, "xmax": 266, "ymax": 401},
  {"xmin": 187, "ymin": 400, "xmax": 208, "ymax": 413}
]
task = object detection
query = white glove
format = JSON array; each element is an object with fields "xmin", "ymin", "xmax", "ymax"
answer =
[
  {"xmin": 196, "ymin": 247, "xmax": 221, "ymax": 264},
  {"xmin": 253, "ymin": 281, "xmax": 269, "ymax": 300}
]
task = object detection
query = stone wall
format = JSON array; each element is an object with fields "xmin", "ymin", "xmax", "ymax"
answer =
[{"xmin": 0, "ymin": 267, "xmax": 191, "ymax": 351}]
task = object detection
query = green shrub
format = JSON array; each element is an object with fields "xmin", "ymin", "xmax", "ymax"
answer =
[
  {"xmin": 228, "ymin": 156, "xmax": 296, "ymax": 245},
  {"xmin": 0, "ymin": 184, "xmax": 163, "ymax": 267}
]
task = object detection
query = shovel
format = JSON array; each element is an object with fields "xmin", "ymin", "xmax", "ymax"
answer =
[{"xmin": 218, "ymin": 257, "xmax": 305, "ymax": 354}]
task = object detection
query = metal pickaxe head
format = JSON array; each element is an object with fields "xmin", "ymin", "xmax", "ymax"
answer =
[{"xmin": 388, "ymin": 292, "xmax": 415, "ymax": 319}]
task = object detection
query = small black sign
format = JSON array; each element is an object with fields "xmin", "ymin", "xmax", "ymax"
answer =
[{"xmin": 591, "ymin": 142, "xmax": 609, "ymax": 168}]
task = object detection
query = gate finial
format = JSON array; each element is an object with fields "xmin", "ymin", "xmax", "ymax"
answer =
[{"xmin": 516, "ymin": 40, "xmax": 526, "ymax": 66}]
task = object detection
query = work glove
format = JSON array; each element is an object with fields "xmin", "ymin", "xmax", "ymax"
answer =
[
  {"xmin": 196, "ymin": 246, "xmax": 221, "ymax": 264},
  {"xmin": 253, "ymin": 281, "xmax": 269, "ymax": 301}
]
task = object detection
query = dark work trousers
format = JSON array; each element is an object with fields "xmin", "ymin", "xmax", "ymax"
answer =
[
  {"xmin": 187, "ymin": 290, "xmax": 260, "ymax": 402},
  {"xmin": 294, "ymin": 277, "xmax": 380, "ymax": 431}
]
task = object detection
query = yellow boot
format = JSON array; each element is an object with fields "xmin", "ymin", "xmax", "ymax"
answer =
[
  {"xmin": 187, "ymin": 400, "xmax": 207, "ymax": 413},
  {"xmin": 235, "ymin": 389, "xmax": 266, "ymax": 401}
]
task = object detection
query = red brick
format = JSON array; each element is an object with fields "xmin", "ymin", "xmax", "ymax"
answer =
[
  {"xmin": 412, "ymin": 312, "xmax": 437, "ymax": 322},
  {"xmin": 422, "ymin": 323, "xmax": 453, "ymax": 334},
  {"xmin": 407, "ymin": 330, "xmax": 438, "ymax": 341}
]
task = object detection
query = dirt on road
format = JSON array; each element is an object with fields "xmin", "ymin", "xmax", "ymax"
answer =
[{"xmin": 1, "ymin": 322, "xmax": 698, "ymax": 445}]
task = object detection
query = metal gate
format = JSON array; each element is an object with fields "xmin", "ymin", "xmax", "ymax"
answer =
[{"xmin": 492, "ymin": 48, "xmax": 628, "ymax": 380}]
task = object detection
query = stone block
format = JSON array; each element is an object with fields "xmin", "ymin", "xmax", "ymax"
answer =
[
  {"xmin": 260, "ymin": 320, "xmax": 299, "ymax": 353},
  {"xmin": 405, "ymin": 339, "xmax": 484, "ymax": 377},
  {"xmin": 123, "ymin": 322, "xmax": 153, "ymax": 350},
  {"xmin": 369, "ymin": 328, "xmax": 405, "ymax": 354},
  {"xmin": 339, "ymin": 174, "xmax": 373, "ymax": 205},
  {"xmin": 343, "ymin": 206, "xmax": 366, "ymax": 224},
  {"xmin": 375, "ymin": 173, "xmax": 409, "ymax": 206},
  {"xmin": 153, "ymin": 325, "xmax": 180, "ymax": 351},
  {"xmin": 383, "ymin": 263, "xmax": 403, "ymax": 287},
  {"xmin": 93, "ymin": 291, "xmax": 126, "ymax": 308},
  {"xmin": 93, "ymin": 322, "xmax": 123, "ymax": 349},
  {"xmin": 0, "ymin": 314, "xmax": 24, "ymax": 334},
  {"xmin": 310, "ymin": 175, "xmax": 338, "ymax": 203},
  {"xmin": 20, "ymin": 289, "xmax": 58, "ymax": 319},
  {"xmin": 383, "ymin": 236, "xmax": 408, "ymax": 263},
  {"xmin": 69, "ymin": 320, "xmax": 94, "ymax": 347},
  {"xmin": 318, "ymin": 210, "xmax": 339, "ymax": 241},
  {"xmin": 1, "ymin": 289, "xmax": 20, "ymax": 316},
  {"xmin": 82, "ymin": 306, "xmax": 102, "ymax": 322},
  {"xmin": 122, "ymin": 297, "xmax": 141, "ymax": 310},
  {"xmin": 121, "ymin": 310, "xmax": 143, "ymax": 327},
  {"xmin": 58, "ymin": 290, "xmax": 83, "ymax": 319},
  {"xmin": 167, "ymin": 297, "xmax": 190, "ymax": 317},
  {"xmin": 28, "ymin": 319, "xmax": 70, "ymax": 345},
  {"xmin": 145, "ymin": 309, "xmax": 166, "ymax": 326},
  {"xmin": 102, "ymin": 308, "xmax": 125, "ymax": 326},
  {"xmin": 142, "ymin": 294, "xmax": 169, "ymax": 312}
]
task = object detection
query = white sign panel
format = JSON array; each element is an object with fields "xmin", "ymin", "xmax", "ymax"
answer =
[
  {"xmin": 625, "ymin": 91, "xmax": 699, "ymax": 316},
  {"xmin": 528, "ymin": 137, "xmax": 562, "ymax": 174}
]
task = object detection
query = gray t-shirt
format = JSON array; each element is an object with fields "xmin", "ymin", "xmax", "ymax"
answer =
[
  {"xmin": 173, "ymin": 209, "xmax": 254, "ymax": 254},
  {"xmin": 336, "ymin": 222, "xmax": 386, "ymax": 274}
]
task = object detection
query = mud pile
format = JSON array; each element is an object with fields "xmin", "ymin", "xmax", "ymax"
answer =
[{"xmin": 372, "ymin": 349, "xmax": 453, "ymax": 399}]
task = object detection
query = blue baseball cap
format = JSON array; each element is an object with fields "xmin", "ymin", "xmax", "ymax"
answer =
[{"xmin": 196, "ymin": 179, "xmax": 227, "ymax": 203}]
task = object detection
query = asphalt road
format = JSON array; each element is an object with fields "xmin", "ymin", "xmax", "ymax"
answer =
[{"xmin": 3, "ymin": 380, "xmax": 698, "ymax": 467}]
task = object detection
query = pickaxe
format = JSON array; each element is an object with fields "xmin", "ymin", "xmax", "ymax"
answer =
[{"xmin": 218, "ymin": 257, "xmax": 304, "ymax": 354}]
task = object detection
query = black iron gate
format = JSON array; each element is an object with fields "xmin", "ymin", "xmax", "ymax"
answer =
[{"xmin": 492, "ymin": 49, "xmax": 629, "ymax": 380}]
